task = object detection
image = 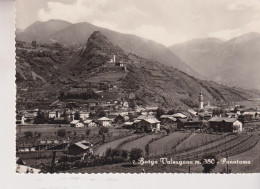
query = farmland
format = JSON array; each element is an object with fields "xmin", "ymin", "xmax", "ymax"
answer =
[
  {"xmin": 175, "ymin": 133, "xmax": 223, "ymax": 152},
  {"xmin": 149, "ymin": 132, "xmax": 190, "ymax": 156},
  {"xmin": 215, "ymin": 135, "xmax": 260, "ymax": 173},
  {"xmin": 94, "ymin": 134, "xmax": 139, "ymax": 156},
  {"xmin": 119, "ymin": 134, "xmax": 163, "ymax": 154},
  {"xmin": 16, "ymin": 124, "xmax": 260, "ymax": 173},
  {"xmin": 16, "ymin": 124, "xmax": 130, "ymax": 139}
]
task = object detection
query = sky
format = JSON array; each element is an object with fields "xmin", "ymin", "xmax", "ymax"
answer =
[{"xmin": 16, "ymin": 0, "xmax": 260, "ymax": 46}]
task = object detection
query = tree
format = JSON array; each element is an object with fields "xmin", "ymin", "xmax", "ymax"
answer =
[
  {"xmin": 200, "ymin": 154, "xmax": 218, "ymax": 173},
  {"xmin": 128, "ymin": 101, "xmax": 136, "ymax": 109},
  {"xmin": 96, "ymin": 108, "xmax": 106, "ymax": 117},
  {"xmin": 102, "ymin": 133, "xmax": 106, "ymax": 143},
  {"xmin": 37, "ymin": 132, "xmax": 42, "ymax": 138},
  {"xmin": 58, "ymin": 92, "xmax": 65, "ymax": 100},
  {"xmin": 74, "ymin": 111, "xmax": 80, "ymax": 120},
  {"xmin": 24, "ymin": 131, "xmax": 33, "ymax": 138},
  {"xmin": 166, "ymin": 128, "xmax": 171, "ymax": 135},
  {"xmin": 105, "ymin": 148, "xmax": 129, "ymax": 159},
  {"xmin": 86, "ymin": 129, "xmax": 91, "ymax": 137},
  {"xmin": 99, "ymin": 127, "xmax": 109, "ymax": 143},
  {"xmin": 167, "ymin": 109, "xmax": 176, "ymax": 115},
  {"xmin": 156, "ymin": 108, "xmax": 165, "ymax": 118},
  {"xmin": 129, "ymin": 148, "xmax": 143, "ymax": 165},
  {"xmin": 34, "ymin": 110, "xmax": 48, "ymax": 124},
  {"xmin": 57, "ymin": 129, "xmax": 66, "ymax": 137},
  {"xmin": 99, "ymin": 127, "xmax": 109, "ymax": 135}
]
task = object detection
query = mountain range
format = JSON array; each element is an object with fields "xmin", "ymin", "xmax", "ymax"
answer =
[
  {"xmin": 15, "ymin": 30, "xmax": 260, "ymax": 110},
  {"xmin": 16, "ymin": 19, "xmax": 199, "ymax": 78},
  {"xmin": 170, "ymin": 32, "xmax": 260, "ymax": 90}
]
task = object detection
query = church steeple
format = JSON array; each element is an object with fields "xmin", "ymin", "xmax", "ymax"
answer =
[{"xmin": 199, "ymin": 91, "xmax": 204, "ymax": 110}]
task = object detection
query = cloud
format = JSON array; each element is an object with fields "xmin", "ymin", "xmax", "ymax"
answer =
[
  {"xmin": 133, "ymin": 25, "xmax": 187, "ymax": 46},
  {"xmin": 38, "ymin": 0, "xmax": 107, "ymax": 23},
  {"xmin": 209, "ymin": 16, "xmax": 260, "ymax": 40},
  {"xmin": 32, "ymin": 0, "xmax": 260, "ymax": 45},
  {"xmin": 227, "ymin": 0, "xmax": 260, "ymax": 10},
  {"xmin": 91, "ymin": 20, "xmax": 131, "ymax": 34}
]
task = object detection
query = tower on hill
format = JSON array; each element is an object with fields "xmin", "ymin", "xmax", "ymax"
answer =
[{"xmin": 199, "ymin": 91, "xmax": 204, "ymax": 110}]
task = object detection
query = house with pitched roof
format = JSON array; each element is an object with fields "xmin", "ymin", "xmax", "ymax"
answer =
[
  {"xmin": 70, "ymin": 120, "xmax": 84, "ymax": 127},
  {"xmin": 67, "ymin": 140, "xmax": 93, "ymax": 155},
  {"xmin": 135, "ymin": 117, "xmax": 160, "ymax": 133},
  {"xmin": 208, "ymin": 117, "xmax": 242, "ymax": 133},
  {"xmin": 172, "ymin": 113, "xmax": 187, "ymax": 119},
  {"xmin": 83, "ymin": 119, "xmax": 97, "ymax": 127},
  {"xmin": 176, "ymin": 118, "xmax": 201, "ymax": 129},
  {"xmin": 160, "ymin": 115, "xmax": 177, "ymax": 125},
  {"xmin": 98, "ymin": 117, "xmax": 113, "ymax": 127}
]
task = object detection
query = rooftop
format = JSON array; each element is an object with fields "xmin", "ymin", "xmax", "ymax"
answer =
[{"xmin": 208, "ymin": 117, "xmax": 238, "ymax": 123}]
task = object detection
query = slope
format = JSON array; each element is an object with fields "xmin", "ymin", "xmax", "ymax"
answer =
[
  {"xmin": 58, "ymin": 31, "xmax": 260, "ymax": 109},
  {"xmin": 169, "ymin": 37, "xmax": 223, "ymax": 68},
  {"xmin": 170, "ymin": 33, "xmax": 260, "ymax": 90},
  {"xmin": 16, "ymin": 20, "xmax": 200, "ymax": 78}
]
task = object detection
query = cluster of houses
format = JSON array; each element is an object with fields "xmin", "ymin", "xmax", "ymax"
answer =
[
  {"xmin": 16, "ymin": 139, "xmax": 94, "ymax": 172},
  {"xmin": 16, "ymin": 92, "xmax": 260, "ymax": 133}
]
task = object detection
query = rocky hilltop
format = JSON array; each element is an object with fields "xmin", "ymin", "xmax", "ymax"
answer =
[{"xmin": 16, "ymin": 31, "xmax": 260, "ymax": 110}]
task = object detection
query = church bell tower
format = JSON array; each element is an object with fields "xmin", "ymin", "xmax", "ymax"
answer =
[{"xmin": 199, "ymin": 91, "xmax": 204, "ymax": 110}]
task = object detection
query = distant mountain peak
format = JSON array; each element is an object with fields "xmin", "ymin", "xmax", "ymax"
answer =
[
  {"xmin": 229, "ymin": 32, "xmax": 260, "ymax": 45},
  {"xmin": 171, "ymin": 37, "xmax": 223, "ymax": 48},
  {"xmin": 78, "ymin": 31, "xmax": 126, "ymax": 68},
  {"xmin": 45, "ymin": 19, "xmax": 71, "ymax": 24},
  {"xmin": 87, "ymin": 31, "xmax": 110, "ymax": 44},
  {"xmin": 16, "ymin": 20, "xmax": 200, "ymax": 78}
]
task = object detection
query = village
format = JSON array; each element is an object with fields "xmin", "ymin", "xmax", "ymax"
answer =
[{"xmin": 15, "ymin": 89, "xmax": 260, "ymax": 173}]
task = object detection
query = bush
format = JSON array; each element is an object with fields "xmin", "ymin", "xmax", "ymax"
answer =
[
  {"xmin": 57, "ymin": 129, "xmax": 66, "ymax": 137},
  {"xmin": 129, "ymin": 148, "xmax": 143, "ymax": 164},
  {"xmin": 99, "ymin": 127, "xmax": 109, "ymax": 135},
  {"xmin": 24, "ymin": 131, "xmax": 33, "ymax": 138},
  {"xmin": 86, "ymin": 129, "xmax": 91, "ymax": 136},
  {"xmin": 105, "ymin": 148, "xmax": 129, "ymax": 159}
]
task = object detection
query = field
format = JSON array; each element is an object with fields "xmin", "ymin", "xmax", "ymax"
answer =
[
  {"xmin": 17, "ymin": 124, "xmax": 260, "ymax": 173},
  {"xmin": 235, "ymin": 99, "xmax": 260, "ymax": 110},
  {"xmin": 94, "ymin": 134, "xmax": 139, "ymax": 156},
  {"xmin": 16, "ymin": 124, "xmax": 130, "ymax": 139},
  {"xmin": 215, "ymin": 135, "xmax": 260, "ymax": 173},
  {"xmin": 85, "ymin": 71, "xmax": 126, "ymax": 83},
  {"xmin": 119, "ymin": 134, "xmax": 162, "ymax": 154},
  {"xmin": 175, "ymin": 133, "xmax": 223, "ymax": 152},
  {"xmin": 149, "ymin": 132, "xmax": 190, "ymax": 156}
]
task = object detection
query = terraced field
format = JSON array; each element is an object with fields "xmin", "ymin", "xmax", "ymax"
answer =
[
  {"xmin": 221, "ymin": 134, "xmax": 259, "ymax": 157},
  {"xmin": 175, "ymin": 133, "xmax": 223, "ymax": 152},
  {"xmin": 94, "ymin": 134, "xmax": 138, "ymax": 156},
  {"xmin": 216, "ymin": 134, "xmax": 260, "ymax": 173},
  {"xmin": 202, "ymin": 134, "xmax": 250, "ymax": 156},
  {"xmin": 149, "ymin": 132, "xmax": 190, "ymax": 156},
  {"xmin": 119, "ymin": 134, "xmax": 162, "ymax": 154},
  {"xmin": 174, "ymin": 134, "xmax": 257, "ymax": 161}
]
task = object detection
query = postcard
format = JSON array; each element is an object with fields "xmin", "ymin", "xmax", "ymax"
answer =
[{"xmin": 15, "ymin": 0, "xmax": 260, "ymax": 174}]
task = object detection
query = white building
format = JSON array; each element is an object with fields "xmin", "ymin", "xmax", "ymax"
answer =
[
  {"xmin": 80, "ymin": 111, "xmax": 90, "ymax": 120},
  {"xmin": 98, "ymin": 117, "xmax": 112, "ymax": 127},
  {"xmin": 83, "ymin": 120, "xmax": 97, "ymax": 127},
  {"xmin": 199, "ymin": 91, "xmax": 204, "ymax": 110},
  {"xmin": 70, "ymin": 120, "xmax": 84, "ymax": 127}
]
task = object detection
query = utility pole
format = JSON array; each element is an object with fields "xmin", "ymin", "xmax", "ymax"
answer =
[
  {"xmin": 226, "ymin": 152, "xmax": 229, "ymax": 173},
  {"xmin": 51, "ymin": 151, "xmax": 56, "ymax": 173}
]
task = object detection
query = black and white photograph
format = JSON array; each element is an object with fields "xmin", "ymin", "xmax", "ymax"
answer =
[{"xmin": 14, "ymin": 0, "xmax": 260, "ymax": 174}]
